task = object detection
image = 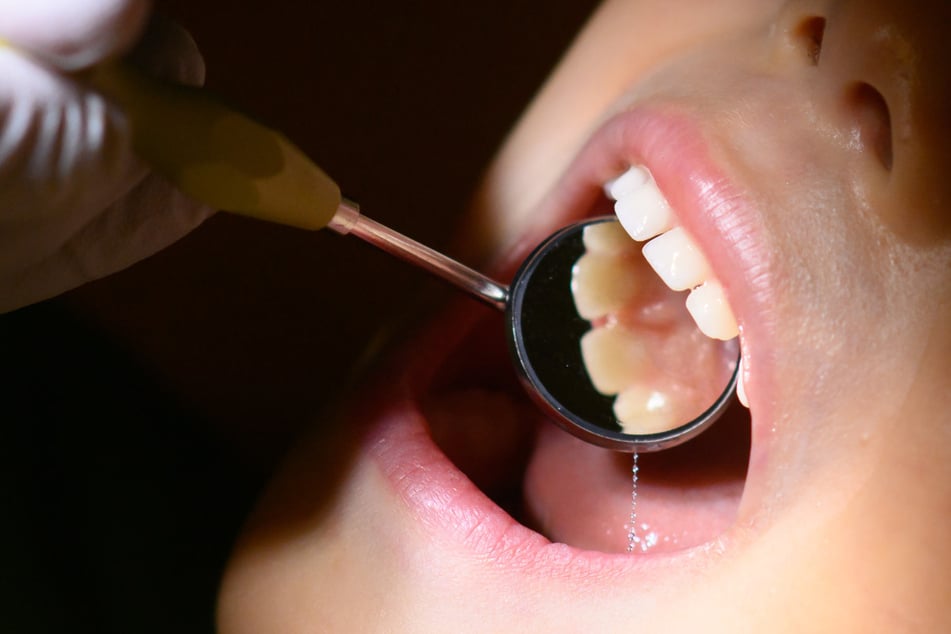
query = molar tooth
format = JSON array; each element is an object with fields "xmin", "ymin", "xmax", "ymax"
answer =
[
  {"xmin": 582, "ymin": 221, "xmax": 640, "ymax": 258},
  {"xmin": 614, "ymin": 386, "xmax": 679, "ymax": 435},
  {"xmin": 684, "ymin": 280, "xmax": 739, "ymax": 340},
  {"xmin": 604, "ymin": 165, "xmax": 649, "ymax": 201},
  {"xmin": 642, "ymin": 227, "xmax": 712, "ymax": 292},
  {"xmin": 571, "ymin": 253, "xmax": 642, "ymax": 320},
  {"xmin": 736, "ymin": 357, "xmax": 749, "ymax": 408},
  {"xmin": 614, "ymin": 174, "xmax": 674, "ymax": 241},
  {"xmin": 580, "ymin": 325, "xmax": 651, "ymax": 394}
]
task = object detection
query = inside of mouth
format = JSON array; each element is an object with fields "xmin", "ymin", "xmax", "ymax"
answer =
[
  {"xmin": 421, "ymin": 288, "xmax": 751, "ymax": 556},
  {"xmin": 512, "ymin": 217, "xmax": 739, "ymax": 445}
]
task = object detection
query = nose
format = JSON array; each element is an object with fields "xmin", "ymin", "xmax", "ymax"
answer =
[
  {"xmin": 773, "ymin": 0, "xmax": 830, "ymax": 68},
  {"xmin": 771, "ymin": 1, "xmax": 894, "ymax": 172}
]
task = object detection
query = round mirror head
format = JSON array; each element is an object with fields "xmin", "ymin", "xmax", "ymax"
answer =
[{"xmin": 506, "ymin": 217, "xmax": 739, "ymax": 453}]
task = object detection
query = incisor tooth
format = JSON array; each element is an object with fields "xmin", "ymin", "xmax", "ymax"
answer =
[
  {"xmin": 604, "ymin": 165, "xmax": 649, "ymax": 200},
  {"xmin": 580, "ymin": 325, "xmax": 652, "ymax": 394},
  {"xmin": 642, "ymin": 227, "xmax": 712, "ymax": 292},
  {"xmin": 615, "ymin": 179, "xmax": 675, "ymax": 242},
  {"xmin": 582, "ymin": 221, "xmax": 640, "ymax": 258},
  {"xmin": 614, "ymin": 386, "xmax": 679, "ymax": 435},
  {"xmin": 684, "ymin": 280, "xmax": 739, "ymax": 340},
  {"xmin": 571, "ymin": 253, "xmax": 642, "ymax": 320}
]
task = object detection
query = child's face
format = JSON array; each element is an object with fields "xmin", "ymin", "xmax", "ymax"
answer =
[{"xmin": 219, "ymin": 0, "xmax": 951, "ymax": 630}]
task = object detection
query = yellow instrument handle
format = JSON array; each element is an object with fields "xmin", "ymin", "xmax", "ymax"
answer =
[{"xmin": 91, "ymin": 64, "xmax": 341, "ymax": 230}]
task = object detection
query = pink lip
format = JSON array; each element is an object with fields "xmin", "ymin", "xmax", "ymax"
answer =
[
  {"xmin": 361, "ymin": 104, "xmax": 775, "ymax": 576},
  {"xmin": 361, "ymin": 302, "xmax": 718, "ymax": 579}
]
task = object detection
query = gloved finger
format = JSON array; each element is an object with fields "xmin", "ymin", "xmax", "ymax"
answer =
[
  {"xmin": 0, "ymin": 171, "xmax": 212, "ymax": 313},
  {"xmin": 0, "ymin": 48, "xmax": 146, "ymax": 274},
  {"xmin": 0, "ymin": 0, "xmax": 150, "ymax": 71},
  {"xmin": 0, "ymin": 16, "xmax": 208, "ymax": 279}
]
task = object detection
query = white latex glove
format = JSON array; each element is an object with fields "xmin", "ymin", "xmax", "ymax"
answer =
[{"xmin": 0, "ymin": 0, "xmax": 213, "ymax": 312}]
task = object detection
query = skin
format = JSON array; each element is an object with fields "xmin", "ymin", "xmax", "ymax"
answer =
[{"xmin": 217, "ymin": 0, "xmax": 951, "ymax": 631}]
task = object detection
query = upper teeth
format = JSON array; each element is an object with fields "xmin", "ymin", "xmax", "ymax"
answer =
[
  {"xmin": 684, "ymin": 280, "xmax": 738, "ymax": 341},
  {"xmin": 610, "ymin": 166, "xmax": 675, "ymax": 241},
  {"xmin": 605, "ymin": 165, "xmax": 748, "ymax": 406},
  {"xmin": 642, "ymin": 227, "xmax": 712, "ymax": 292}
]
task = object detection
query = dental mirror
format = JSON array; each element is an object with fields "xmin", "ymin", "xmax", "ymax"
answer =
[
  {"xmin": 332, "ymin": 205, "xmax": 739, "ymax": 453},
  {"xmin": 506, "ymin": 217, "xmax": 739, "ymax": 452}
]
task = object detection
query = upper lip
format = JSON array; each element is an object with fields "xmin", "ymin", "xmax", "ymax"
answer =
[{"xmin": 366, "ymin": 102, "xmax": 772, "ymax": 574}]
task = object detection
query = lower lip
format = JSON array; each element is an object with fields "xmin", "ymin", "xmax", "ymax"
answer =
[
  {"xmin": 361, "ymin": 303, "xmax": 736, "ymax": 581},
  {"xmin": 364, "ymin": 336, "xmax": 713, "ymax": 583}
]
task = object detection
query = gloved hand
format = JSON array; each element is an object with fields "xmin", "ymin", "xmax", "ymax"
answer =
[{"xmin": 0, "ymin": 0, "xmax": 213, "ymax": 313}]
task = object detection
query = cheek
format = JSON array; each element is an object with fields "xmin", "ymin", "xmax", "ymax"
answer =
[
  {"xmin": 813, "ymin": 15, "xmax": 951, "ymax": 247},
  {"xmin": 888, "ymin": 140, "xmax": 951, "ymax": 247},
  {"xmin": 707, "ymin": 88, "xmax": 912, "ymax": 374}
]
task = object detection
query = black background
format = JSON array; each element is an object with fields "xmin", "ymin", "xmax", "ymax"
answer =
[{"xmin": 0, "ymin": 1, "xmax": 599, "ymax": 632}]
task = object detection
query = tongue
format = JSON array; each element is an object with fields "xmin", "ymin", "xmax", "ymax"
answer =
[{"xmin": 522, "ymin": 403, "xmax": 750, "ymax": 554}]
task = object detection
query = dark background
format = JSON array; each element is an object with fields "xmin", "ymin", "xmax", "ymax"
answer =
[{"xmin": 0, "ymin": 1, "xmax": 599, "ymax": 632}]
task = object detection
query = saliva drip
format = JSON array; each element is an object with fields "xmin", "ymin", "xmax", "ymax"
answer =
[{"xmin": 626, "ymin": 452, "xmax": 640, "ymax": 554}]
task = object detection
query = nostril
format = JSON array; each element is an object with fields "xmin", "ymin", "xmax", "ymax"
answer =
[
  {"xmin": 846, "ymin": 82, "xmax": 893, "ymax": 171},
  {"xmin": 793, "ymin": 16, "xmax": 826, "ymax": 65}
]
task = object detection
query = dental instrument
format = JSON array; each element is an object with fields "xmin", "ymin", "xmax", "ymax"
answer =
[{"xmin": 91, "ymin": 64, "xmax": 739, "ymax": 452}]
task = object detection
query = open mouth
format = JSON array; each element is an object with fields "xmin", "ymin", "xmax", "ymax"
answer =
[
  {"xmin": 362, "ymin": 105, "xmax": 771, "ymax": 568},
  {"xmin": 421, "ymin": 305, "xmax": 750, "ymax": 556}
]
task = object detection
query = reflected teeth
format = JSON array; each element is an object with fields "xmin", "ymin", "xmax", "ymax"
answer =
[
  {"xmin": 580, "ymin": 325, "xmax": 651, "ymax": 394},
  {"xmin": 572, "ymin": 221, "xmax": 642, "ymax": 320},
  {"xmin": 582, "ymin": 220, "xmax": 641, "ymax": 257},
  {"xmin": 606, "ymin": 164, "xmax": 748, "ymax": 406},
  {"xmin": 613, "ymin": 386, "xmax": 678, "ymax": 435},
  {"xmin": 572, "ymin": 253, "xmax": 642, "ymax": 320}
]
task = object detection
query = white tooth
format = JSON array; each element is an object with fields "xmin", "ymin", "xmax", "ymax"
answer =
[
  {"xmin": 582, "ymin": 221, "xmax": 639, "ymax": 258},
  {"xmin": 571, "ymin": 253, "xmax": 642, "ymax": 320},
  {"xmin": 684, "ymin": 280, "xmax": 739, "ymax": 340},
  {"xmin": 580, "ymin": 325, "xmax": 652, "ymax": 394},
  {"xmin": 736, "ymin": 356, "xmax": 749, "ymax": 408},
  {"xmin": 642, "ymin": 227, "xmax": 712, "ymax": 292},
  {"xmin": 604, "ymin": 165, "xmax": 649, "ymax": 201},
  {"xmin": 613, "ymin": 386, "xmax": 679, "ymax": 435},
  {"xmin": 614, "ymin": 175, "xmax": 674, "ymax": 241}
]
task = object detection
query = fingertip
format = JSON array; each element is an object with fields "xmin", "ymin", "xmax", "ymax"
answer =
[
  {"xmin": 0, "ymin": 0, "xmax": 151, "ymax": 70},
  {"xmin": 128, "ymin": 15, "xmax": 206, "ymax": 87}
]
